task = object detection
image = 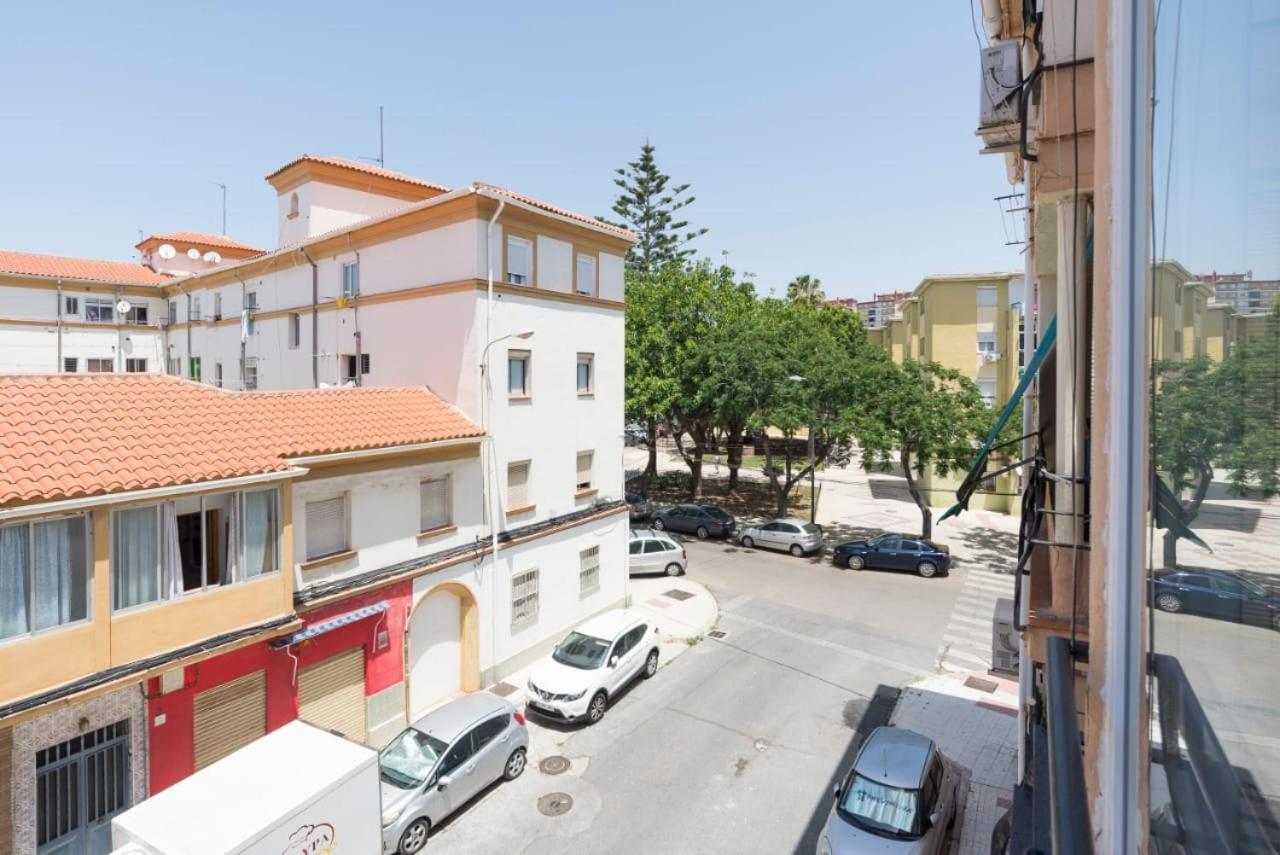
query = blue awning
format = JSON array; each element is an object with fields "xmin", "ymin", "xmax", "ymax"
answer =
[
  {"xmin": 269, "ymin": 601, "xmax": 389, "ymax": 648},
  {"xmin": 939, "ymin": 314, "xmax": 1058, "ymax": 524}
]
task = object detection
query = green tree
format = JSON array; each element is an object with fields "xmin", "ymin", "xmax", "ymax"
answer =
[
  {"xmin": 857, "ymin": 360, "xmax": 990, "ymax": 539},
  {"xmin": 624, "ymin": 268, "xmax": 681, "ymax": 481},
  {"xmin": 785, "ymin": 274, "xmax": 825, "ymax": 305},
  {"xmin": 605, "ymin": 143, "xmax": 708, "ymax": 273}
]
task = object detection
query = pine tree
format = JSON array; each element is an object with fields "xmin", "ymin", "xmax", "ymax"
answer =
[{"xmin": 605, "ymin": 142, "xmax": 708, "ymax": 273}]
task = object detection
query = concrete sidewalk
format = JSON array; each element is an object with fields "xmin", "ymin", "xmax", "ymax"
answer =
[{"xmin": 890, "ymin": 669, "xmax": 1019, "ymax": 855}]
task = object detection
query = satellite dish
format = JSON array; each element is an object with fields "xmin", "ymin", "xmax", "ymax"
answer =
[
  {"xmin": 116, "ymin": 299, "xmax": 132, "ymax": 315},
  {"xmin": 202, "ymin": 251, "xmax": 222, "ymax": 264},
  {"xmin": 186, "ymin": 248, "xmax": 201, "ymax": 260},
  {"xmin": 158, "ymin": 244, "xmax": 176, "ymax": 260}
]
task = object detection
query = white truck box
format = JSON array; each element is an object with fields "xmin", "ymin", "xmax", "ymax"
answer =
[{"xmin": 111, "ymin": 720, "xmax": 380, "ymax": 854}]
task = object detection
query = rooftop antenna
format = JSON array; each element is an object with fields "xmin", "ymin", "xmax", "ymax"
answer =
[
  {"xmin": 211, "ymin": 181, "xmax": 227, "ymax": 235},
  {"xmin": 359, "ymin": 106, "xmax": 386, "ymax": 168}
]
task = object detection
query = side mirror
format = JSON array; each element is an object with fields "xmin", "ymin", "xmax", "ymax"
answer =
[
  {"xmin": 437, "ymin": 774, "xmax": 453, "ymax": 791},
  {"xmin": 832, "ymin": 781, "xmax": 842, "ymax": 800},
  {"xmin": 928, "ymin": 810, "xmax": 941, "ymax": 829},
  {"xmin": 609, "ymin": 656, "xmax": 619, "ymax": 669}
]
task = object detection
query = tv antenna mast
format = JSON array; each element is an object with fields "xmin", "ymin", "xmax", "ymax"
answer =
[
  {"xmin": 360, "ymin": 106, "xmax": 385, "ymax": 167},
  {"xmin": 210, "ymin": 181, "xmax": 227, "ymax": 235}
]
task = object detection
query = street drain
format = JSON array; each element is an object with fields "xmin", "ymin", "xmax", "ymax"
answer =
[
  {"xmin": 539, "ymin": 755, "xmax": 571, "ymax": 775},
  {"xmin": 664, "ymin": 589, "xmax": 695, "ymax": 601},
  {"xmin": 964, "ymin": 676, "xmax": 999, "ymax": 694},
  {"xmin": 708, "ymin": 630, "xmax": 727, "ymax": 639},
  {"xmin": 490, "ymin": 681, "xmax": 518, "ymax": 697},
  {"xmin": 537, "ymin": 792, "xmax": 574, "ymax": 817}
]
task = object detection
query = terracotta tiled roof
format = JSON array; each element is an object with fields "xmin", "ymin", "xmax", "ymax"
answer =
[
  {"xmin": 472, "ymin": 183, "xmax": 638, "ymax": 241},
  {"xmin": 0, "ymin": 249, "xmax": 172, "ymax": 286},
  {"xmin": 136, "ymin": 232, "xmax": 265, "ymax": 254},
  {"xmin": 0, "ymin": 374, "xmax": 483, "ymax": 506},
  {"xmin": 265, "ymin": 154, "xmax": 451, "ymax": 193}
]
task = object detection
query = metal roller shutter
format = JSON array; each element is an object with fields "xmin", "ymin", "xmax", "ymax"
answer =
[
  {"xmin": 298, "ymin": 647, "xmax": 367, "ymax": 742},
  {"xmin": 193, "ymin": 670, "xmax": 266, "ymax": 770}
]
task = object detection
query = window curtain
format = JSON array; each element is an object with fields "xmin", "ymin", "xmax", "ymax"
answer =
[
  {"xmin": 0, "ymin": 524, "xmax": 29, "ymax": 639},
  {"xmin": 32, "ymin": 517, "xmax": 86, "ymax": 630},
  {"xmin": 241, "ymin": 490, "xmax": 276, "ymax": 578},
  {"xmin": 114, "ymin": 506, "xmax": 159, "ymax": 609},
  {"xmin": 225, "ymin": 492, "xmax": 240, "ymax": 584},
  {"xmin": 161, "ymin": 502, "xmax": 182, "ymax": 600}
]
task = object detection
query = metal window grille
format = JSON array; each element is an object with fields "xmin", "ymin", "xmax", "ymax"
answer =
[
  {"xmin": 511, "ymin": 569, "xmax": 539, "ymax": 630},
  {"xmin": 63, "ymin": 357, "xmax": 77, "ymax": 372},
  {"xmin": 579, "ymin": 547, "xmax": 600, "ymax": 598},
  {"xmin": 36, "ymin": 720, "xmax": 131, "ymax": 850}
]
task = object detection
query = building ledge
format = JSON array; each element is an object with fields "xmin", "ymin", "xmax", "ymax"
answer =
[
  {"xmin": 505, "ymin": 502, "xmax": 536, "ymax": 517},
  {"xmin": 299, "ymin": 549, "xmax": 358, "ymax": 572},
  {"xmin": 416, "ymin": 524, "xmax": 457, "ymax": 544},
  {"xmin": 574, "ymin": 487, "xmax": 598, "ymax": 500}
]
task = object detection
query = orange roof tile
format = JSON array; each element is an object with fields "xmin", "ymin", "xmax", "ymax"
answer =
[
  {"xmin": 472, "ymin": 183, "xmax": 638, "ymax": 241},
  {"xmin": 136, "ymin": 232, "xmax": 265, "ymax": 254},
  {"xmin": 0, "ymin": 249, "xmax": 172, "ymax": 286},
  {"xmin": 265, "ymin": 154, "xmax": 451, "ymax": 193},
  {"xmin": 0, "ymin": 374, "xmax": 483, "ymax": 506}
]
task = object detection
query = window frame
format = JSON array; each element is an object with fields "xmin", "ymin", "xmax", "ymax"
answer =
[
  {"xmin": 506, "ymin": 459, "xmax": 532, "ymax": 512},
  {"xmin": 62, "ymin": 357, "xmax": 77, "ymax": 373},
  {"xmin": 576, "ymin": 353, "xmax": 594, "ymax": 396},
  {"xmin": 84, "ymin": 297, "xmax": 115, "ymax": 323},
  {"xmin": 977, "ymin": 332, "xmax": 998, "ymax": 354},
  {"xmin": 508, "ymin": 350, "xmax": 531, "ymax": 398},
  {"xmin": 63, "ymin": 295, "xmax": 79, "ymax": 316},
  {"xmin": 86, "ymin": 358, "xmax": 113, "ymax": 373},
  {"xmin": 341, "ymin": 261, "xmax": 359, "ymax": 299},
  {"xmin": 243, "ymin": 356, "xmax": 259, "ymax": 390},
  {"xmin": 419, "ymin": 476, "xmax": 453, "ymax": 534},
  {"xmin": 576, "ymin": 450, "xmax": 594, "ymax": 492},
  {"xmin": 0, "ymin": 513, "xmax": 93, "ymax": 643},
  {"xmin": 505, "ymin": 235, "xmax": 534, "ymax": 286},
  {"xmin": 304, "ymin": 493, "xmax": 351, "ymax": 563},
  {"xmin": 575, "ymin": 253, "xmax": 597, "ymax": 297},
  {"xmin": 124, "ymin": 358, "xmax": 147, "ymax": 373},
  {"xmin": 511, "ymin": 568, "xmax": 540, "ymax": 632},
  {"xmin": 213, "ymin": 362, "xmax": 223, "ymax": 388},
  {"xmin": 288, "ymin": 313, "xmax": 301, "ymax": 349}
]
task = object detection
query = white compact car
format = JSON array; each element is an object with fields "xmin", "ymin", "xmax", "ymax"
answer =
[
  {"xmin": 525, "ymin": 610, "xmax": 660, "ymax": 725},
  {"xmin": 629, "ymin": 528, "xmax": 687, "ymax": 576}
]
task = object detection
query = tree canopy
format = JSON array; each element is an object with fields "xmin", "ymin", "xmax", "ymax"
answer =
[{"xmin": 605, "ymin": 143, "xmax": 708, "ymax": 273}]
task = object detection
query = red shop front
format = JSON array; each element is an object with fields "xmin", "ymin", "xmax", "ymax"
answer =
[{"xmin": 146, "ymin": 581, "xmax": 411, "ymax": 794}]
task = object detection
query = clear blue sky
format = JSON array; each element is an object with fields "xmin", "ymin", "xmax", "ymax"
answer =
[{"xmin": 0, "ymin": 2, "xmax": 1025, "ymax": 301}]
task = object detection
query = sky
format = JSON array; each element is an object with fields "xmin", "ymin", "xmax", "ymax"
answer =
[{"xmin": 0, "ymin": 2, "xmax": 1027, "ymax": 301}]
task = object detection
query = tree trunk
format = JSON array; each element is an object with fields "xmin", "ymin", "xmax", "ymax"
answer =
[
  {"xmin": 902, "ymin": 450, "xmax": 932, "ymax": 539},
  {"xmin": 1162, "ymin": 462, "xmax": 1214, "ymax": 567},
  {"xmin": 726, "ymin": 427, "xmax": 744, "ymax": 492},
  {"xmin": 674, "ymin": 427, "xmax": 705, "ymax": 499},
  {"xmin": 644, "ymin": 417, "xmax": 658, "ymax": 483}
]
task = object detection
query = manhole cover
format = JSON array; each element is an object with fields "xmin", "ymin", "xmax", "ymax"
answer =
[
  {"xmin": 664, "ymin": 589, "xmax": 695, "ymax": 601},
  {"xmin": 537, "ymin": 792, "xmax": 574, "ymax": 817},
  {"xmin": 964, "ymin": 676, "xmax": 999, "ymax": 694},
  {"xmin": 539, "ymin": 755, "xmax": 571, "ymax": 775},
  {"xmin": 708, "ymin": 630, "xmax": 727, "ymax": 639},
  {"xmin": 490, "ymin": 681, "xmax": 518, "ymax": 697}
]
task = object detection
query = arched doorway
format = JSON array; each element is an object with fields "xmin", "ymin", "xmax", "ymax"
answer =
[{"xmin": 407, "ymin": 581, "xmax": 480, "ymax": 720}]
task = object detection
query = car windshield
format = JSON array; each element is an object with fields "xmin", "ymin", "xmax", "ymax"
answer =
[
  {"xmin": 802, "ymin": 523, "xmax": 821, "ymax": 534},
  {"xmin": 379, "ymin": 727, "xmax": 448, "ymax": 789},
  {"xmin": 866, "ymin": 534, "xmax": 891, "ymax": 547},
  {"xmin": 700, "ymin": 506, "xmax": 727, "ymax": 519},
  {"xmin": 552, "ymin": 631, "xmax": 611, "ymax": 670},
  {"xmin": 838, "ymin": 773, "xmax": 921, "ymax": 838}
]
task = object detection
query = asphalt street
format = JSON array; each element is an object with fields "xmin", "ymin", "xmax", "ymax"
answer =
[{"xmin": 431, "ymin": 537, "xmax": 982, "ymax": 855}]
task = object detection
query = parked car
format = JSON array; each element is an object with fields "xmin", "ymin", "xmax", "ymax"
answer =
[
  {"xmin": 651, "ymin": 503, "xmax": 737, "ymax": 539},
  {"xmin": 624, "ymin": 424, "xmax": 648, "ymax": 446},
  {"xmin": 832, "ymin": 534, "xmax": 950, "ymax": 578},
  {"xmin": 1151, "ymin": 568, "xmax": 1280, "ymax": 630},
  {"xmin": 818, "ymin": 726, "xmax": 967, "ymax": 855},
  {"xmin": 626, "ymin": 491, "xmax": 654, "ymax": 521},
  {"xmin": 379, "ymin": 692, "xmax": 529, "ymax": 854},
  {"xmin": 739, "ymin": 518, "xmax": 824, "ymax": 557},
  {"xmin": 526, "ymin": 610, "xmax": 661, "ymax": 725},
  {"xmin": 629, "ymin": 528, "xmax": 687, "ymax": 576}
]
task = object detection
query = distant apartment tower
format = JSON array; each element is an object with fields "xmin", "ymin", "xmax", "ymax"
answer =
[
  {"xmin": 1196, "ymin": 270, "xmax": 1280, "ymax": 315},
  {"xmin": 825, "ymin": 290, "xmax": 912, "ymax": 329}
]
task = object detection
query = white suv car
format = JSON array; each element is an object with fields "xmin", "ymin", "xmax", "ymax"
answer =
[
  {"xmin": 628, "ymin": 529, "xmax": 687, "ymax": 576},
  {"xmin": 526, "ymin": 610, "xmax": 660, "ymax": 724}
]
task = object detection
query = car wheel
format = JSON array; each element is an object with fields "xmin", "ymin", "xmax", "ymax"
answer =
[
  {"xmin": 789, "ymin": 544, "xmax": 804, "ymax": 557},
  {"xmin": 652, "ymin": 517, "xmax": 666, "ymax": 531},
  {"xmin": 1156, "ymin": 593, "xmax": 1183, "ymax": 613},
  {"xmin": 587, "ymin": 691, "xmax": 608, "ymax": 725},
  {"xmin": 398, "ymin": 818, "xmax": 430, "ymax": 854},
  {"xmin": 741, "ymin": 535, "xmax": 755, "ymax": 549},
  {"xmin": 696, "ymin": 526, "xmax": 709, "ymax": 539},
  {"xmin": 503, "ymin": 747, "xmax": 527, "ymax": 781},
  {"xmin": 665, "ymin": 562, "xmax": 683, "ymax": 576},
  {"xmin": 848, "ymin": 555, "xmax": 865, "ymax": 570},
  {"xmin": 644, "ymin": 649, "xmax": 659, "ymax": 678},
  {"xmin": 917, "ymin": 561, "xmax": 938, "ymax": 578}
]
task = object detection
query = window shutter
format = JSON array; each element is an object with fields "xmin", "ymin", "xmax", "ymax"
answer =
[
  {"xmin": 576, "ymin": 452, "xmax": 593, "ymax": 488},
  {"xmin": 507, "ymin": 461, "xmax": 530, "ymax": 508},
  {"xmin": 306, "ymin": 496, "xmax": 347, "ymax": 559},
  {"xmin": 420, "ymin": 478, "xmax": 451, "ymax": 531}
]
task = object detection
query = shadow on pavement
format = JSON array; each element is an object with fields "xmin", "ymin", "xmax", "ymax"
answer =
[
  {"xmin": 793, "ymin": 684, "xmax": 901, "ymax": 855},
  {"xmin": 954, "ymin": 527, "xmax": 1020, "ymax": 575}
]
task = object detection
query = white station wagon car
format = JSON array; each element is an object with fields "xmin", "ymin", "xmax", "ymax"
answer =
[
  {"xmin": 628, "ymin": 528, "xmax": 688, "ymax": 576},
  {"xmin": 526, "ymin": 610, "xmax": 661, "ymax": 724},
  {"xmin": 739, "ymin": 518, "xmax": 824, "ymax": 556}
]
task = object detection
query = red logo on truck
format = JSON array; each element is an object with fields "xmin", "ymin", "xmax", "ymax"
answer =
[{"xmin": 283, "ymin": 823, "xmax": 336, "ymax": 855}]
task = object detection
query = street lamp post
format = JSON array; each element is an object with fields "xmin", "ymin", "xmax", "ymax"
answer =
[{"xmin": 481, "ymin": 328, "xmax": 535, "ymax": 558}]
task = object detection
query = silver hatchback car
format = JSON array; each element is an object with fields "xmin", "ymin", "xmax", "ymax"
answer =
[
  {"xmin": 628, "ymin": 528, "xmax": 687, "ymax": 576},
  {"xmin": 379, "ymin": 692, "xmax": 529, "ymax": 854},
  {"xmin": 739, "ymin": 518, "xmax": 824, "ymax": 557},
  {"xmin": 818, "ymin": 726, "xmax": 968, "ymax": 855}
]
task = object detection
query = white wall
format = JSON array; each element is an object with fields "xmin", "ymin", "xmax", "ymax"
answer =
[
  {"xmin": 599, "ymin": 252, "xmax": 625, "ymax": 302},
  {"xmin": 277, "ymin": 181, "xmax": 412, "ymax": 247},
  {"xmin": 536, "ymin": 236, "xmax": 572, "ymax": 294}
]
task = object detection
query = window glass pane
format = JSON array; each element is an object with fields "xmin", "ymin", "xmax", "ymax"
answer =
[
  {"xmin": 577, "ymin": 255, "xmax": 596, "ymax": 295},
  {"xmin": 114, "ymin": 506, "xmax": 159, "ymax": 609},
  {"xmin": 32, "ymin": 517, "xmax": 88, "ymax": 629},
  {"xmin": 577, "ymin": 360, "xmax": 591, "ymax": 392},
  {"xmin": 0, "ymin": 523, "xmax": 31, "ymax": 639},
  {"xmin": 507, "ymin": 237, "xmax": 531, "ymax": 285},
  {"xmin": 508, "ymin": 356, "xmax": 527, "ymax": 396},
  {"xmin": 242, "ymin": 489, "xmax": 277, "ymax": 578}
]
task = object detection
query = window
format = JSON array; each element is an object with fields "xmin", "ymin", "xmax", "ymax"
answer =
[
  {"xmin": 243, "ymin": 357, "xmax": 258, "ymax": 390},
  {"xmin": 168, "ymin": 300, "xmax": 178, "ymax": 324},
  {"xmin": 36, "ymin": 721, "xmax": 131, "ymax": 851},
  {"xmin": 86, "ymin": 358, "xmax": 113, "ymax": 373},
  {"xmin": 1173, "ymin": 329, "xmax": 1184, "ymax": 354},
  {"xmin": 342, "ymin": 355, "xmax": 358, "ymax": 385},
  {"xmin": 438, "ymin": 733, "xmax": 475, "ymax": 778},
  {"xmin": 506, "ymin": 236, "xmax": 533, "ymax": 285},
  {"xmin": 576, "ymin": 451, "xmax": 594, "ymax": 491},
  {"xmin": 977, "ymin": 332, "xmax": 998, "ymax": 354},
  {"xmin": 341, "ymin": 262, "xmax": 359, "ymax": 299},
  {"xmin": 361, "ymin": 353, "xmax": 370, "ymax": 375},
  {"xmin": 126, "ymin": 303, "xmax": 148, "ymax": 325},
  {"xmin": 124, "ymin": 358, "xmax": 147, "ymax": 373},
  {"xmin": 511, "ymin": 569, "xmax": 539, "ymax": 631},
  {"xmin": 192, "ymin": 296, "xmax": 202, "ymax": 322},
  {"xmin": 305, "ymin": 496, "xmax": 348, "ymax": 561},
  {"xmin": 977, "ymin": 379, "xmax": 997, "ymax": 408},
  {"xmin": 289, "ymin": 192, "xmax": 299, "ymax": 218},
  {"xmin": 576, "ymin": 353, "xmax": 594, "ymax": 394},
  {"xmin": 213, "ymin": 293, "xmax": 223, "ymax": 321},
  {"xmin": 576, "ymin": 254, "xmax": 596, "ymax": 297},
  {"xmin": 213, "ymin": 362, "xmax": 223, "ymax": 388},
  {"xmin": 0, "ymin": 515, "xmax": 90, "ymax": 640},
  {"xmin": 84, "ymin": 298, "xmax": 114, "ymax": 323},
  {"xmin": 472, "ymin": 716, "xmax": 508, "ymax": 753},
  {"xmin": 188, "ymin": 356, "xmax": 201, "ymax": 381},
  {"xmin": 62, "ymin": 357, "xmax": 77, "ymax": 372},
  {"xmin": 508, "ymin": 350, "xmax": 530, "ymax": 397},
  {"xmin": 166, "ymin": 357, "xmax": 181, "ymax": 376},
  {"xmin": 976, "ymin": 286, "xmax": 999, "ymax": 307},
  {"xmin": 579, "ymin": 546, "xmax": 600, "ymax": 598},
  {"xmin": 245, "ymin": 291, "xmax": 258, "ymax": 311},
  {"xmin": 420, "ymin": 476, "xmax": 451, "ymax": 532},
  {"xmin": 288, "ymin": 313, "xmax": 301, "ymax": 349},
  {"xmin": 642, "ymin": 540, "xmax": 667, "ymax": 555},
  {"xmin": 507, "ymin": 460, "xmax": 530, "ymax": 511},
  {"xmin": 63, "ymin": 296, "xmax": 79, "ymax": 315}
]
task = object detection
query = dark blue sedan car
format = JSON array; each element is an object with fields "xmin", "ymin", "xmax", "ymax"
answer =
[
  {"xmin": 1151, "ymin": 568, "xmax": 1280, "ymax": 630},
  {"xmin": 832, "ymin": 533, "xmax": 951, "ymax": 578}
]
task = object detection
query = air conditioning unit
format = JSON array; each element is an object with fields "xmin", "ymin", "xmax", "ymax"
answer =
[
  {"xmin": 992, "ymin": 596, "xmax": 1019, "ymax": 675},
  {"xmin": 981, "ymin": 351, "xmax": 1002, "ymax": 364},
  {"xmin": 977, "ymin": 40, "xmax": 1022, "ymax": 153}
]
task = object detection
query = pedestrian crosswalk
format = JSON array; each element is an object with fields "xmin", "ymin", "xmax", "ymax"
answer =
[{"xmin": 935, "ymin": 564, "xmax": 1016, "ymax": 674}]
